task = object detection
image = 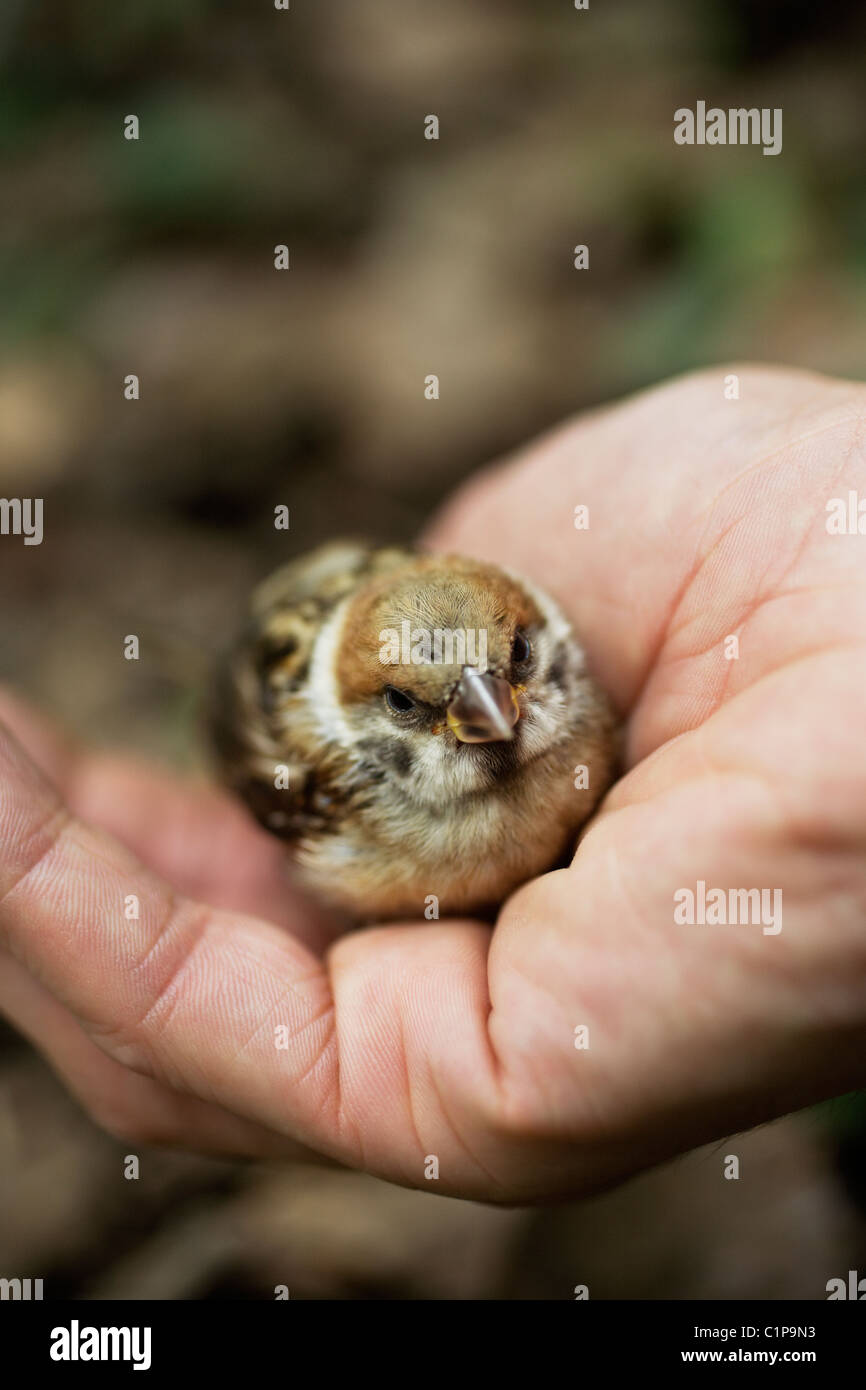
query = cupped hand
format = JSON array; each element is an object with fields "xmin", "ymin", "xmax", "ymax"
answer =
[{"xmin": 2, "ymin": 364, "xmax": 866, "ymax": 1201}]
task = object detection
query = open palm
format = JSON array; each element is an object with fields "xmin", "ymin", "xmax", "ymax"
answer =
[{"xmin": 2, "ymin": 364, "xmax": 866, "ymax": 1201}]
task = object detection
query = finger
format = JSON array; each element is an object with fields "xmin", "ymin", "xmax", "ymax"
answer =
[
  {"xmin": 489, "ymin": 683, "xmax": 866, "ymax": 1182},
  {"xmin": 0, "ymin": 688, "xmax": 342, "ymax": 953},
  {"xmin": 0, "ymin": 950, "xmax": 313, "ymax": 1160},
  {"xmin": 0, "ymin": 687, "xmax": 78, "ymax": 782},
  {"xmin": 0, "ymin": 725, "xmax": 510, "ymax": 1197},
  {"xmin": 425, "ymin": 365, "xmax": 863, "ymax": 717}
]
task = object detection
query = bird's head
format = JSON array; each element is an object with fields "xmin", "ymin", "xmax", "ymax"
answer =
[{"xmin": 314, "ymin": 553, "xmax": 583, "ymax": 803}]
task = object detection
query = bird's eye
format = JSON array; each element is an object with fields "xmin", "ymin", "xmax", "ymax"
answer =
[
  {"xmin": 511, "ymin": 629, "xmax": 532, "ymax": 665},
  {"xmin": 384, "ymin": 685, "xmax": 416, "ymax": 714}
]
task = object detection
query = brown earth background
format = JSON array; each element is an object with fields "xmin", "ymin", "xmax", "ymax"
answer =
[{"xmin": 1, "ymin": 0, "xmax": 866, "ymax": 1298}]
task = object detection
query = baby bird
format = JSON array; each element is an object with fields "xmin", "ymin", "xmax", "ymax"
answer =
[{"xmin": 210, "ymin": 542, "xmax": 618, "ymax": 920}]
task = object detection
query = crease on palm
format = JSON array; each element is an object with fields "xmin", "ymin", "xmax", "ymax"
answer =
[{"xmin": 3, "ymin": 368, "xmax": 866, "ymax": 1194}]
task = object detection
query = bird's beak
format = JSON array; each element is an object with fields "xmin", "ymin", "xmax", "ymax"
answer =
[{"xmin": 446, "ymin": 668, "xmax": 521, "ymax": 743}]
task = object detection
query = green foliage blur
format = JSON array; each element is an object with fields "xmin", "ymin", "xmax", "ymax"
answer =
[
  {"xmin": 0, "ymin": 0, "xmax": 865, "ymax": 1301},
  {"xmin": 2, "ymin": 0, "xmax": 865, "ymax": 539}
]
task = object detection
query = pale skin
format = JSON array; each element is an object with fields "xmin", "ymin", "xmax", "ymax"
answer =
[{"xmin": 2, "ymin": 364, "xmax": 866, "ymax": 1202}]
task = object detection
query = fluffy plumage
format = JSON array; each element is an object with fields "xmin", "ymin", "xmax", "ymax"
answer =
[{"xmin": 210, "ymin": 542, "xmax": 618, "ymax": 919}]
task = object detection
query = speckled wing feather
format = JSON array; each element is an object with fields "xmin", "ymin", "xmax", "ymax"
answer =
[{"xmin": 208, "ymin": 540, "xmax": 413, "ymax": 840}]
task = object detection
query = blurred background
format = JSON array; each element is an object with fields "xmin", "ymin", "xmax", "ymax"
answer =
[{"xmin": 1, "ymin": 0, "xmax": 866, "ymax": 1299}]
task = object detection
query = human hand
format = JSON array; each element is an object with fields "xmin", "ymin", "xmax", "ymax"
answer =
[{"xmin": 2, "ymin": 364, "xmax": 865, "ymax": 1201}]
